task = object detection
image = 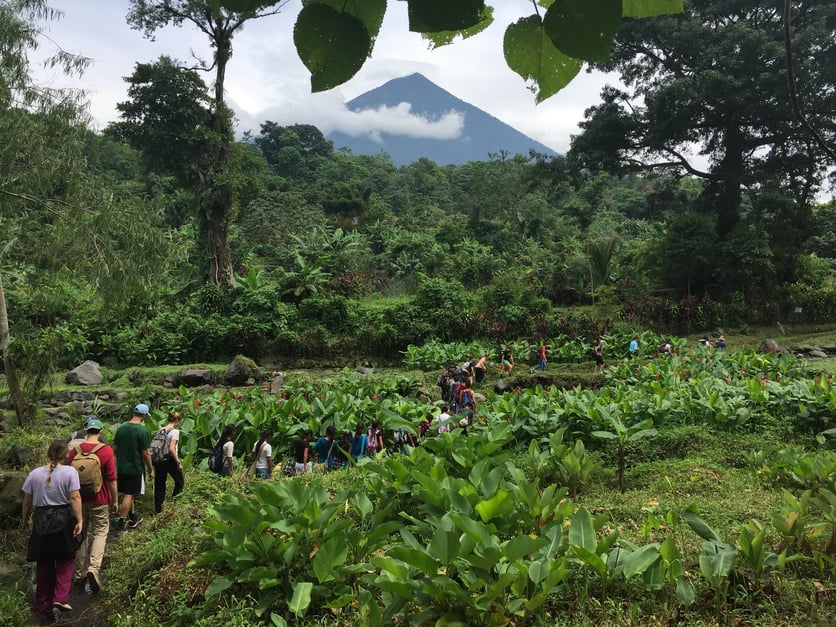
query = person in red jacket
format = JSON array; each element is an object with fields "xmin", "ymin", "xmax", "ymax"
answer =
[{"xmin": 66, "ymin": 418, "xmax": 117, "ymax": 594}]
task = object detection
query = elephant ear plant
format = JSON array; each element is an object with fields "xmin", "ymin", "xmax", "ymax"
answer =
[{"xmin": 592, "ymin": 415, "xmax": 657, "ymax": 493}]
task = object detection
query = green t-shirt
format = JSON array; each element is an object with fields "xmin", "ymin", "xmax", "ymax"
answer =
[{"xmin": 114, "ymin": 421, "xmax": 151, "ymax": 475}]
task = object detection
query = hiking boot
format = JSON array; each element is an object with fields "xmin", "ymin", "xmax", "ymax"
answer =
[
  {"xmin": 83, "ymin": 580, "xmax": 93, "ymax": 595},
  {"xmin": 113, "ymin": 518, "xmax": 127, "ymax": 534},
  {"xmin": 128, "ymin": 516, "xmax": 144, "ymax": 529},
  {"xmin": 86, "ymin": 570, "xmax": 101, "ymax": 594}
]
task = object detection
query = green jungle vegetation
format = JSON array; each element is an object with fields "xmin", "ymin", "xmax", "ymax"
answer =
[{"xmin": 1, "ymin": 0, "xmax": 835, "ymax": 625}]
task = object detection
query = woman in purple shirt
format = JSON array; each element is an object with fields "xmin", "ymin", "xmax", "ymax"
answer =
[{"xmin": 21, "ymin": 440, "xmax": 83, "ymax": 622}]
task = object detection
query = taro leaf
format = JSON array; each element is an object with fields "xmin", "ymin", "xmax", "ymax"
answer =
[
  {"xmin": 351, "ymin": 492, "xmax": 373, "ymax": 519},
  {"xmin": 504, "ymin": 534, "xmax": 548, "ymax": 562},
  {"xmin": 676, "ymin": 578, "xmax": 697, "ymax": 605},
  {"xmin": 642, "ymin": 557, "xmax": 666, "ymax": 589},
  {"xmin": 572, "ymin": 544, "xmax": 607, "ymax": 577},
  {"xmin": 430, "ymin": 528, "xmax": 460, "ymax": 566},
  {"xmin": 474, "ymin": 489, "xmax": 514, "ymax": 523},
  {"xmin": 684, "ymin": 510, "xmax": 722, "ymax": 542},
  {"xmin": 392, "ymin": 546, "xmax": 443, "ymax": 576},
  {"xmin": 407, "ymin": 0, "xmax": 485, "ymax": 33},
  {"xmin": 204, "ymin": 575, "xmax": 233, "ymax": 597},
  {"xmin": 543, "ymin": 0, "xmax": 622, "ymax": 63},
  {"xmin": 699, "ymin": 541, "xmax": 737, "ymax": 582},
  {"xmin": 528, "ymin": 559, "xmax": 549, "ymax": 584},
  {"xmin": 503, "ymin": 15, "xmax": 582, "ymax": 103},
  {"xmin": 622, "ymin": 0, "xmax": 684, "ymax": 18},
  {"xmin": 568, "ymin": 507, "xmax": 596, "ymax": 553},
  {"xmin": 288, "ymin": 581, "xmax": 313, "ymax": 617},
  {"xmin": 294, "ymin": 4, "xmax": 370, "ymax": 92},
  {"xmin": 312, "ymin": 537, "xmax": 348, "ymax": 583},
  {"xmin": 620, "ymin": 543, "xmax": 661, "ymax": 579}
]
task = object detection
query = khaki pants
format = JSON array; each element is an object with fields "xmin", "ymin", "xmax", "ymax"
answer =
[{"xmin": 74, "ymin": 503, "xmax": 109, "ymax": 583}]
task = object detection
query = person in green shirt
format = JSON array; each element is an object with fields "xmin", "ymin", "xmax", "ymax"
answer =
[{"xmin": 112, "ymin": 404, "xmax": 153, "ymax": 532}]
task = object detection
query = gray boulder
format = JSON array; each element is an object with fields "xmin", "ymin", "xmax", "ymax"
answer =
[
  {"xmin": 494, "ymin": 379, "xmax": 512, "ymax": 394},
  {"xmin": 760, "ymin": 339, "xmax": 788, "ymax": 354},
  {"xmin": 179, "ymin": 368, "xmax": 216, "ymax": 387},
  {"xmin": 808, "ymin": 350, "xmax": 828, "ymax": 359},
  {"xmin": 65, "ymin": 360, "xmax": 103, "ymax": 386},
  {"xmin": 225, "ymin": 356, "xmax": 260, "ymax": 386},
  {"xmin": 0, "ymin": 471, "xmax": 26, "ymax": 518}
]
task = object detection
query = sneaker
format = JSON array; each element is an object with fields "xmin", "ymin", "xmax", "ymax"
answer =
[
  {"xmin": 86, "ymin": 571, "xmax": 100, "ymax": 594},
  {"xmin": 53, "ymin": 602, "xmax": 72, "ymax": 612},
  {"xmin": 114, "ymin": 517, "xmax": 127, "ymax": 533},
  {"xmin": 83, "ymin": 581, "xmax": 93, "ymax": 596},
  {"xmin": 128, "ymin": 516, "xmax": 144, "ymax": 529}
]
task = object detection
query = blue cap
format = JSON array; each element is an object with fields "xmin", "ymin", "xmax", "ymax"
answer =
[
  {"xmin": 134, "ymin": 403, "xmax": 150, "ymax": 415},
  {"xmin": 83, "ymin": 414, "xmax": 97, "ymax": 427}
]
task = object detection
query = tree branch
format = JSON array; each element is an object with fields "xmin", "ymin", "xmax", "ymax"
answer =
[{"xmin": 783, "ymin": 0, "xmax": 836, "ymax": 164}]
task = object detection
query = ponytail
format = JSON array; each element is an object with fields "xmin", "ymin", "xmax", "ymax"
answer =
[{"xmin": 45, "ymin": 440, "xmax": 68, "ymax": 485}]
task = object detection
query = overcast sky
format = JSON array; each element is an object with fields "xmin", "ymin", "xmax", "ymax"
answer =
[{"xmin": 33, "ymin": 1, "xmax": 616, "ymax": 154}]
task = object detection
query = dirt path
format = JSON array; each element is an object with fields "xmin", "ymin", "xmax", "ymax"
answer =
[{"xmin": 27, "ymin": 528, "xmax": 120, "ymax": 626}]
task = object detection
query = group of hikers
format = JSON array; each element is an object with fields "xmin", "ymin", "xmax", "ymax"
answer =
[{"xmin": 20, "ymin": 403, "xmax": 182, "ymax": 624}]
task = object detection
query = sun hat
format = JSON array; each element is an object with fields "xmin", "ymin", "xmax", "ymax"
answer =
[
  {"xmin": 134, "ymin": 403, "xmax": 150, "ymax": 415},
  {"xmin": 86, "ymin": 419, "xmax": 104, "ymax": 431}
]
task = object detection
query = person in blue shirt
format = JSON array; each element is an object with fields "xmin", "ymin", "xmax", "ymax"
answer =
[
  {"xmin": 714, "ymin": 336, "xmax": 726, "ymax": 349},
  {"xmin": 313, "ymin": 426, "xmax": 337, "ymax": 470},
  {"xmin": 629, "ymin": 336, "xmax": 639, "ymax": 358}
]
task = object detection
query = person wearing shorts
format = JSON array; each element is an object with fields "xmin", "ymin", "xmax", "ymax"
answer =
[
  {"xmin": 593, "ymin": 339, "xmax": 605, "ymax": 374},
  {"xmin": 113, "ymin": 404, "xmax": 153, "ymax": 532}
]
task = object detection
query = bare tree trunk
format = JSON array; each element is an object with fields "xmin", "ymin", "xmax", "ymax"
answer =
[{"xmin": 0, "ymin": 272, "xmax": 28, "ymax": 426}]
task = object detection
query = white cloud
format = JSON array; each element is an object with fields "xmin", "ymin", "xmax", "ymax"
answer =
[{"xmin": 242, "ymin": 97, "xmax": 465, "ymax": 143}]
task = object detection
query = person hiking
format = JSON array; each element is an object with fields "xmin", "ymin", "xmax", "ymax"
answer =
[
  {"xmin": 215, "ymin": 424, "xmax": 236, "ymax": 476},
  {"xmin": 113, "ymin": 403, "xmax": 153, "ymax": 532},
  {"xmin": 473, "ymin": 354, "xmax": 489, "ymax": 386},
  {"xmin": 313, "ymin": 426, "xmax": 337, "ymax": 470},
  {"xmin": 350, "ymin": 424, "xmax": 368, "ymax": 460},
  {"xmin": 152, "ymin": 411, "xmax": 184, "ymax": 515},
  {"xmin": 66, "ymin": 419, "xmax": 117, "ymax": 595},
  {"xmin": 252, "ymin": 429, "xmax": 274, "ymax": 479},
  {"xmin": 593, "ymin": 339, "xmax": 605, "ymax": 374},
  {"xmin": 532, "ymin": 344, "xmax": 547, "ymax": 373},
  {"xmin": 294, "ymin": 429, "xmax": 313, "ymax": 475},
  {"xmin": 21, "ymin": 440, "xmax": 83, "ymax": 623}
]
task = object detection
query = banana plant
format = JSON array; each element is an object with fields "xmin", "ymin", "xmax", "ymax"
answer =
[{"xmin": 592, "ymin": 415, "xmax": 658, "ymax": 493}]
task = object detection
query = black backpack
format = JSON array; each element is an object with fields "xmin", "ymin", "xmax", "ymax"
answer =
[
  {"xmin": 207, "ymin": 443, "xmax": 225, "ymax": 474},
  {"xmin": 149, "ymin": 428, "xmax": 171, "ymax": 464}
]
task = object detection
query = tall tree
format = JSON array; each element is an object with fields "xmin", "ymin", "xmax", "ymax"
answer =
[
  {"xmin": 570, "ymin": 0, "xmax": 835, "ymax": 236},
  {"xmin": 1, "ymin": 1, "xmax": 168, "ymax": 424},
  {"xmin": 125, "ymin": 0, "xmax": 286, "ymax": 286}
]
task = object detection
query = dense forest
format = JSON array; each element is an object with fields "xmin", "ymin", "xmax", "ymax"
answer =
[{"xmin": 1, "ymin": 0, "xmax": 835, "ymax": 412}]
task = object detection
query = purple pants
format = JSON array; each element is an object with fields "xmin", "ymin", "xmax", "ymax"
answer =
[{"xmin": 35, "ymin": 556, "xmax": 74, "ymax": 612}]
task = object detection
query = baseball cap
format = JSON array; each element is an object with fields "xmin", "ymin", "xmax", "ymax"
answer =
[
  {"xmin": 83, "ymin": 414, "xmax": 97, "ymax": 427},
  {"xmin": 86, "ymin": 419, "xmax": 104, "ymax": 431},
  {"xmin": 134, "ymin": 403, "xmax": 150, "ymax": 415}
]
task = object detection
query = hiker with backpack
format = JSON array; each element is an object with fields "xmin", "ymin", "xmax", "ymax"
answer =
[
  {"xmin": 66, "ymin": 418, "xmax": 116, "ymax": 595},
  {"xmin": 151, "ymin": 411, "xmax": 184, "ymax": 515},
  {"xmin": 208, "ymin": 425, "xmax": 236, "ymax": 476},
  {"xmin": 366, "ymin": 420, "xmax": 384, "ymax": 456},
  {"xmin": 293, "ymin": 429, "xmax": 313, "ymax": 475},
  {"xmin": 66, "ymin": 415, "xmax": 107, "ymax": 451},
  {"xmin": 251, "ymin": 429, "xmax": 274, "ymax": 479},
  {"xmin": 313, "ymin": 426, "xmax": 337, "ymax": 470},
  {"xmin": 113, "ymin": 403, "xmax": 154, "ymax": 532}
]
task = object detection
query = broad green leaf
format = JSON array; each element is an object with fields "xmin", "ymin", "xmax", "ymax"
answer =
[
  {"xmin": 676, "ymin": 578, "xmax": 696, "ymax": 605},
  {"xmin": 294, "ymin": 4, "xmax": 370, "ymax": 92},
  {"xmin": 620, "ymin": 544, "xmax": 661, "ymax": 579},
  {"xmin": 622, "ymin": 0, "xmax": 684, "ymax": 18},
  {"xmin": 504, "ymin": 534, "xmax": 548, "ymax": 562},
  {"xmin": 312, "ymin": 537, "xmax": 348, "ymax": 583},
  {"xmin": 288, "ymin": 581, "xmax": 313, "ymax": 617},
  {"xmin": 591, "ymin": 430, "xmax": 618, "ymax": 439},
  {"xmin": 305, "ymin": 0, "xmax": 386, "ymax": 43},
  {"xmin": 474, "ymin": 489, "xmax": 514, "ymax": 522},
  {"xmin": 528, "ymin": 559, "xmax": 549, "ymax": 584},
  {"xmin": 430, "ymin": 528, "xmax": 460, "ymax": 565},
  {"xmin": 568, "ymin": 507, "xmax": 597, "ymax": 553},
  {"xmin": 387, "ymin": 546, "xmax": 440, "ymax": 575},
  {"xmin": 351, "ymin": 492, "xmax": 373, "ymax": 519},
  {"xmin": 407, "ymin": 0, "xmax": 485, "ymax": 33},
  {"xmin": 423, "ymin": 6, "xmax": 493, "ymax": 49},
  {"xmin": 699, "ymin": 541, "xmax": 737, "ymax": 581},
  {"xmin": 543, "ymin": 0, "xmax": 621, "ymax": 62},
  {"xmin": 572, "ymin": 544, "xmax": 607, "ymax": 577},
  {"xmin": 503, "ymin": 15, "xmax": 582, "ymax": 103},
  {"xmin": 204, "ymin": 575, "xmax": 233, "ymax": 597},
  {"xmin": 642, "ymin": 557, "xmax": 666, "ymax": 589},
  {"xmin": 684, "ymin": 510, "xmax": 722, "ymax": 542}
]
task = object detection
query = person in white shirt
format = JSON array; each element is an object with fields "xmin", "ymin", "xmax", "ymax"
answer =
[{"xmin": 436, "ymin": 405, "xmax": 451, "ymax": 433}]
